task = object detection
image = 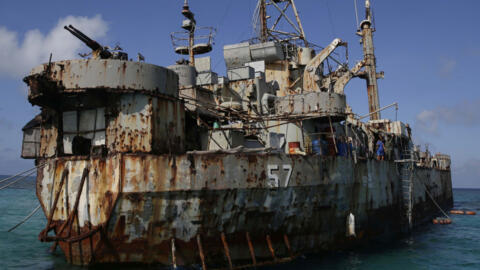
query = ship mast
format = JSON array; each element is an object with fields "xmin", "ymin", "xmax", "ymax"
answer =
[
  {"xmin": 259, "ymin": 0, "xmax": 268, "ymax": 42},
  {"xmin": 171, "ymin": 1, "xmax": 215, "ymax": 66},
  {"xmin": 182, "ymin": 0, "xmax": 196, "ymax": 66},
  {"xmin": 358, "ymin": 0, "xmax": 381, "ymax": 120},
  {"xmin": 256, "ymin": 0, "xmax": 308, "ymax": 47}
]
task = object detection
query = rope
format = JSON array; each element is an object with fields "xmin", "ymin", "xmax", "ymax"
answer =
[
  {"xmin": 413, "ymin": 170, "xmax": 451, "ymax": 219},
  {"xmin": 0, "ymin": 170, "xmax": 37, "ymax": 191},
  {"xmin": 0, "ymin": 166, "xmax": 37, "ymax": 184},
  {"xmin": 7, "ymin": 204, "xmax": 41, "ymax": 232}
]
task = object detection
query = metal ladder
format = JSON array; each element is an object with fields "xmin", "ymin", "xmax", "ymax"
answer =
[{"xmin": 396, "ymin": 148, "xmax": 415, "ymax": 230}]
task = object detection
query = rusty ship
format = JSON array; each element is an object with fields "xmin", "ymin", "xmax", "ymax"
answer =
[{"xmin": 20, "ymin": 0, "xmax": 453, "ymax": 268}]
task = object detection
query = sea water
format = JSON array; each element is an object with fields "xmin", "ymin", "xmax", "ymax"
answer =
[{"xmin": 1, "ymin": 179, "xmax": 479, "ymax": 270}]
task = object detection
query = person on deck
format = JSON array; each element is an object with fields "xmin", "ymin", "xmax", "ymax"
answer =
[
  {"xmin": 337, "ymin": 136, "xmax": 348, "ymax": 157},
  {"xmin": 385, "ymin": 134, "xmax": 393, "ymax": 160},
  {"xmin": 376, "ymin": 137, "xmax": 385, "ymax": 161}
]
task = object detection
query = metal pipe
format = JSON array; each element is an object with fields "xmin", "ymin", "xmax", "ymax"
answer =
[
  {"xmin": 328, "ymin": 116, "xmax": 338, "ymax": 154},
  {"xmin": 266, "ymin": 235, "xmax": 276, "ymax": 260},
  {"xmin": 196, "ymin": 235, "xmax": 207, "ymax": 270},
  {"xmin": 360, "ymin": 0, "xmax": 381, "ymax": 120},
  {"xmin": 270, "ymin": 0, "xmax": 301, "ymax": 34},
  {"xmin": 283, "ymin": 234, "xmax": 293, "ymax": 258},
  {"xmin": 171, "ymin": 238, "xmax": 177, "ymax": 269},
  {"xmin": 221, "ymin": 233, "xmax": 233, "ymax": 270},
  {"xmin": 358, "ymin": 102, "xmax": 398, "ymax": 120},
  {"xmin": 260, "ymin": 0, "xmax": 268, "ymax": 42},
  {"xmin": 246, "ymin": 232, "xmax": 257, "ymax": 266},
  {"xmin": 189, "ymin": 29, "xmax": 195, "ymax": 66},
  {"xmin": 41, "ymin": 169, "xmax": 68, "ymax": 240},
  {"xmin": 290, "ymin": 0, "xmax": 308, "ymax": 46}
]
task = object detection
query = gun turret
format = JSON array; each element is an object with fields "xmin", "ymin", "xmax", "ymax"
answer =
[{"xmin": 64, "ymin": 25, "xmax": 112, "ymax": 59}]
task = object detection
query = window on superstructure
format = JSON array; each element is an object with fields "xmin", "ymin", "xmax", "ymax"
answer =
[{"xmin": 62, "ymin": 108, "xmax": 106, "ymax": 155}]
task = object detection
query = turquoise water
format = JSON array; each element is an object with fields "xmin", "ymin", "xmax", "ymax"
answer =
[{"xmin": 1, "ymin": 182, "xmax": 479, "ymax": 270}]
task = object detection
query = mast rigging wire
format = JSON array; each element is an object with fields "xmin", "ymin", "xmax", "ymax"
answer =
[
  {"xmin": 324, "ymin": 0, "xmax": 336, "ymax": 38},
  {"xmin": 354, "ymin": 0, "xmax": 360, "ymax": 29}
]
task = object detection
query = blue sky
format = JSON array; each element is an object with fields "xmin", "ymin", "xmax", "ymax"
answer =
[{"xmin": 0, "ymin": 0, "xmax": 478, "ymax": 187}]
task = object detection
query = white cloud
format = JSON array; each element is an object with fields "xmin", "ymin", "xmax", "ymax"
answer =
[
  {"xmin": 416, "ymin": 110, "xmax": 439, "ymax": 135},
  {"xmin": 0, "ymin": 15, "xmax": 108, "ymax": 79},
  {"xmin": 415, "ymin": 99, "xmax": 480, "ymax": 135},
  {"xmin": 438, "ymin": 57, "xmax": 456, "ymax": 78}
]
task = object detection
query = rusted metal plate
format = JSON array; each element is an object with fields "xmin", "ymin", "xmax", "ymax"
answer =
[
  {"xmin": 151, "ymin": 97, "xmax": 185, "ymax": 154},
  {"xmin": 179, "ymin": 86, "xmax": 217, "ymax": 116},
  {"xmin": 29, "ymin": 59, "xmax": 179, "ymax": 96},
  {"xmin": 274, "ymin": 92, "xmax": 346, "ymax": 117},
  {"xmin": 39, "ymin": 113, "xmax": 58, "ymax": 158},
  {"xmin": 106, "ymin": 94, "xmax": 153, "ymax": 153},
  {"xmin": 38, "ymin": 156, "xmax": 121, "ymax": 227},
  {"xmin": 105, "ymin": 94, "xmax": 185, "ymax": 154},
  {"xmin": 265, "ymin": 60, "xmax": 290, "ymax": 96}
]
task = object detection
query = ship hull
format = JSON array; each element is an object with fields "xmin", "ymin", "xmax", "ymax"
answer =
[{"xmin": 36, "ymin": 153, "xmax": 453, "ymax": 267}]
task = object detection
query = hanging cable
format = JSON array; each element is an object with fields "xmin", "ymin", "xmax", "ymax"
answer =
[
  {"xmin": 371, "ymin": 0, "xmax": 376, "ymax": 29},
  {"xmin": 413, "ymin": 170, "xmax": 451, "ymax": 220},
  {"xmin": 7, "ymin": 204, "xmax": 41, "ymax": 232},
  {"xmin": 324, "ymin": 0, "xmax": 336, "ymax": 38},
  {"xmin": 395, "ymin": 103, "xmax": 398, "ymax": 121},
  {"xmin": 252, "ymin": 0, "xmax": 262, "ymax": 37},
  {"xmin": 354, "ymin": 0, "xmax": 360, "ymax": 30},
  {"xmin": 0, "ymin": 170, "xmax": 37, "ymax": 191},
  {"xmin": 0, "ymin": 166, "xmax": 38, "ymax": 185},
  {"xmin": 217, "ymin": 0, "xmax": 234, "ymax": 32}
]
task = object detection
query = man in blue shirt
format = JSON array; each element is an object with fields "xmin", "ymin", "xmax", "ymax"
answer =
[{"xmin": 376, "ymin": 137, "xmax": 385, "ymax": 161}]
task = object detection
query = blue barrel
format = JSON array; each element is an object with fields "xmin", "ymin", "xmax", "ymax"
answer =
[{"xmin": 312, "ymin": 139, "xmax": 322, "ymax": 155}]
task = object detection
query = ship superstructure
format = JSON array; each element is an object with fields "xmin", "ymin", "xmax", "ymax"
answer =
[{"xmin": 20, "ymin": 0, "xmax": 452, "ymax": 268}]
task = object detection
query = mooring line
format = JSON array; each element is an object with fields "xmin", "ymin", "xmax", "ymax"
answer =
[
  {"xmin": 413, "ymin": 170, "xmax": 451, "ymax": 219},
  {"xmin": 0, "ymin": 162, "xmax": 46, "ymax": 187},
  {"xmin": 0, "ymin": 170, "xmax": 37, "ymax": 191},
  {"xmin": 7, "ymin": 204, "xmax": 41, "ymax": 232},
  {"xmin": 0, "ymin": 167, "xmax": 36, "ymax": 184}
]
